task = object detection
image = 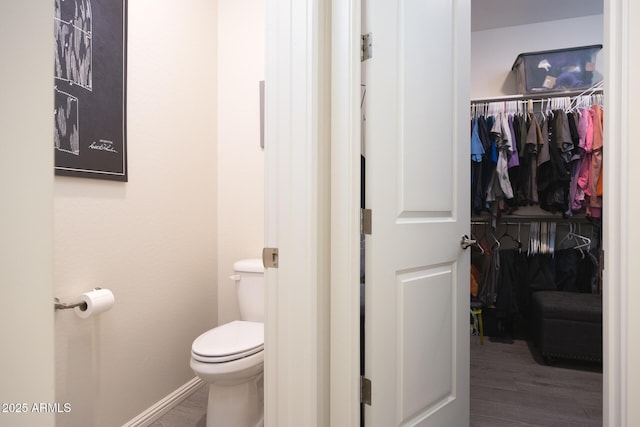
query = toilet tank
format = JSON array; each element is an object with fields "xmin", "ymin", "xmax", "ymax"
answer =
[{"xmin": 233, "ymin": 259, "xmax": 265, "ymax": 322}]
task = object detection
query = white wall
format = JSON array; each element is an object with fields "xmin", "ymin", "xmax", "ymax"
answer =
[
  {"xmin": 471, "ymin": 15, "xmax": 603, "ymax": 98},
  {"xmin": 217, "ymin": 0, "xmax": 265, "ymax": 324},
  {"xmin": 53, "ymin": 2, "xmax": 218, "ymax": 426},
  {"xmin": 0, "ymin": 1, "xmax": 55, "ymax": 427}
]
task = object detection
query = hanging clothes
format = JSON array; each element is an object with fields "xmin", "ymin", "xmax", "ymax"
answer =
[
  {"xmin": 509, "ymin": 115, "xmax": 527, "ymax": 207},
  {"xmin": 555, "ymin": 248, "xmax": 599, "ymax": 294},
  {"xmin": 523, "ymin": 114, "xmax": 543, "ymax": 204},
  {"xmin": 471, "ymin": 117, "xmax": 485, "ymax": 214},
  {"xmin": 479, "ymin": 115, "xmax": 497, "ymax": 208},
  {"xmin": 536, "ymin": 115, "xmax": 555, "ymax": 210},
  {"xmin": 469, "ymin": 93, "xmax": 604, "ymax": 218},
  {"xmin": 566, "ymin": 112, "xmax": 583, "ymax": 216},
  {"xmin": 470, "ymin": 115, "xmax": 497, "ymax": 215},
  {"xmin": 494, "ymin": 249, "xmax": 526, "ymax": 316},
  {"xmin": 588, "ymin": 104, "xmax": 604, "ymax": 217},
  {"xmin": 478, "ymin": 246, "xmax": 500, "ymax": 307},
  {"xmin": 487, "ymin": 113, "xmax": 515, "ymax": 201}
]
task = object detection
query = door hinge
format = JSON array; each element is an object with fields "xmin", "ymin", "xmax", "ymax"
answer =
[
  {"xmin": 262, "ymin": 247, "xmax": 279, "ymax": 269},
  {"xmin": 361, "ymin": 208, "xmax": 372, "ymax": 235},
  {"xmin": 361, "ymin": 33, "xmax": 372, "ymax": 62},
  {"xmin": 361, "ymin": 376, "xmax": 372, "ymax": 405}
]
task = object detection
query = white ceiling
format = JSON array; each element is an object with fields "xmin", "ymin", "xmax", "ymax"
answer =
[{"xmin": 471, "ymin": 0, "xmax": 603, "ymax": 31}]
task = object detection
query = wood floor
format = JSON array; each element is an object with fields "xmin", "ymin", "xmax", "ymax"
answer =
[
  {"xmin": 470, "ymin": 336, "xmax": 602, "ymax": 427},
  {"xmin": 151, "ymin": 337, "xmax": 602, "ymax": 426}
]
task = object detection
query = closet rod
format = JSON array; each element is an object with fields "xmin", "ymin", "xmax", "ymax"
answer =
[
  {"xmin": 471, "ymin": 220, "xmax": 598, "ymax": 227},
  {"xmin": 472, "ymin": 221, "xmax": 540, "ymax": 226},
  {"xmin": 470, "ymin": 87, "xmax": 603, "ymax": 105}
]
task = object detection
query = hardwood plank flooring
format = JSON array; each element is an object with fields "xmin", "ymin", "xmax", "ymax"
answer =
[
  {"xmin": 471, "ymin": 336, "xmax": 602, "ymax": 427},
  {"xmin": 151, "ymin": 337, "xmax": 602, "ymax": 426}
]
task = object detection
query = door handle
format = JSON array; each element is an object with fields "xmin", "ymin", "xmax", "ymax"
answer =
[{"xmin": 460, "ymin": 235, "xmax": 476, "ymax": 250}]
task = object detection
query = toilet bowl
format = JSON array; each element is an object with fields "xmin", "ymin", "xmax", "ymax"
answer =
[
  {"xmin": 190, "ymin": 259, "xmax": 265, "ymax": 427},
  {"xmin": 190, "ymin": 320, "xmax": 264, "ymax": 427}
]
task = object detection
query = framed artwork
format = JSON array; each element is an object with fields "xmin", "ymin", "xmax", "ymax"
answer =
[{"xmin": 54, "ymin": 0, "xmax": 128, "ymax": 181}]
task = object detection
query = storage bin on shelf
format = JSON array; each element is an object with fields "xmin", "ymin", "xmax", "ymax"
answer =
[{"xmin": 511, "ymin": 45, "xmax": 602, "ymax": 94}]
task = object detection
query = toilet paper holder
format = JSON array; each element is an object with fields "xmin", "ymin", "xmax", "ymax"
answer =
[{"xmin": 53, "ymin": 287, "xmax": 101, "ymax": 311}]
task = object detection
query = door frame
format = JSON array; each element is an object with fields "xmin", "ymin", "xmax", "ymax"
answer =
[
  {"xmin": 326, "ymin": 0, "xmax": 633, "ymax": 426},
  {"xmin": 264, "ymin": 0, "xmax": 332, "ymax": 426},
  {"xmin": 329, "ymin": 0, "xmax": 363, "ymax": 425},
  {"xmin": 602, "ymin": 0, "xmax": 637, "ymax": 425}
]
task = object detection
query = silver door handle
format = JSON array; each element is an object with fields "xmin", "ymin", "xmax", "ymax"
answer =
[{"xmin": 460, "ymin": 235, "xmax": 476, "ymax": 250}]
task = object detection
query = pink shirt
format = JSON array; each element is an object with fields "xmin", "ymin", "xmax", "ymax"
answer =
[
  {"xmin": 588, "ymin": 105, "xmax": 604, "ymax": 210},
  {"xmin": 577, "ymin": 109, "xmax": 593, "ymax": 194}
]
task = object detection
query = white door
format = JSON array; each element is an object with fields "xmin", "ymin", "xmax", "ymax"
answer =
[
  {"xmin": 363, "ymin": 0, "xmax": 470, "ymax": 426},
  {"xmin": 0, "ymin": 2, "xmax": 55, "ymax": 426}
]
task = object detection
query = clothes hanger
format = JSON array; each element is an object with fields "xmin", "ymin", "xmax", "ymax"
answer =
[
  {"xmin": 490, "ymin": 229, "xmax": 501, "ymax": 251},
  {"xmin": 498, "ymin": 223, "xmax": 522, "ymax": 250},
  {"xmin": 543, "ymin": 222, "xmax": 550, "ymax": 255},
  {"xmin": 475, "ymin": 224, "xmax": 493, "ymax": 254},
  {"xmin": 565, "ymin": 81, "xmax": 604, "ymax": 112},
  {"xmin": 508, "ymin": 100, "xmax": 517, "ymax": 115},
  {"xmin": 517, "ymin": 222, "xmax": 523, "ymax": 253},
  {"xmin": 557, "ymin": 222, "xmax": 577, "ymax": 250},
  {"xmin": 557, "ymin": 222, "xmax": 591, "ymax": 256},
  {"xmin": 571, "ymin": 223, "xmax": 592, "ymax": 255},
  {"xmin": 528, "ymin": 222, "xmax": 539, "ymax": 255}
]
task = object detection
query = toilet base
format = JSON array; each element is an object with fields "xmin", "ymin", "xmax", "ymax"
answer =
[{"xmin": 206, "ymin": 372, "xmax": 264, "ymax": 427}]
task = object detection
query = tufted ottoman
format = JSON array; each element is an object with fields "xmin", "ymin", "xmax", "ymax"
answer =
[{"xmin": 531, "ymin": 291, "xmax": 602, "ymax": 363}]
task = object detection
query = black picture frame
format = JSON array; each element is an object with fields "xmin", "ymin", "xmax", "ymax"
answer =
[{"xmin": 54, "ymin": 0, "xmax": 128, "ymax": 182}]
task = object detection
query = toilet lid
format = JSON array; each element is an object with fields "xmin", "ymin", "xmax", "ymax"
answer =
[{"xmin": 192, "ymin": 320, "xmax": 263, "ymax": 363}]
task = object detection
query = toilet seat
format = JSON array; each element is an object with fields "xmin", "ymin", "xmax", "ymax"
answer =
[{"xmin": 191, "ymin": 320, "xmax": 263, "ymax": 363}]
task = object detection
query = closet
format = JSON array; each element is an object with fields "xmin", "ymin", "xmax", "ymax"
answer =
[
  {"xmin": 469, "ymin": 2, "xmax": 604, "ymax": 425},
  {"xmin": 469, "ymin": 88, "xmax": 604, "ymax": 339}
]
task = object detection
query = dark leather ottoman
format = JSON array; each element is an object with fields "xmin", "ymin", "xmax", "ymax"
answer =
[{"xmin": 531, "ymin": 291, "xmax": 602, "ymax": 363}]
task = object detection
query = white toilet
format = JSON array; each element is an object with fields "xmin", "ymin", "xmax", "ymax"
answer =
[{"xmin": 190, "ymin": 259, "xmax": 265, "ymax": 427}]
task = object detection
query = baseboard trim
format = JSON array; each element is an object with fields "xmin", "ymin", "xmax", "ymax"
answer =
[{"xmin": 122, "ymin": 377, "xmax": 206, "ymax": 427}]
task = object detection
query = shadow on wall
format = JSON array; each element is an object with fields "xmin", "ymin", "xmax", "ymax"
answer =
[
  {"xmin": 500, "ymin": 72, "xmax": 517, "ymax": 95},
  {"xmin": 56, "ymin": 317, "xmax": 97, "ymax": 425}
]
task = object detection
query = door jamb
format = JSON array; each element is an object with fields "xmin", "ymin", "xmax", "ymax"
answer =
[
  {"xmin": 264, "ymin": 0, "xmax": 332, "ymax": 426},
  {"xmin": 603, "ymin": 0, "xmax": 630, "ymax": 425},
  {"xmin": 330, "ymin": 0, "xmax": 363, "ymax": 425}
]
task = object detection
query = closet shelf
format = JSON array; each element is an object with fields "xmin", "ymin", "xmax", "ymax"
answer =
[{"xmin": 471, "ymin": 208, "xmax": 600, "ymax": 224}]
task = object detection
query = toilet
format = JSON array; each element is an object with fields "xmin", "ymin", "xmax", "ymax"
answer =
[{"xmin": 190, "ymin": 259, "xmax": 265, "ymax": 427}]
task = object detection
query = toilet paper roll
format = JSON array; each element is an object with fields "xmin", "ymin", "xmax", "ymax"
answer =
[{"xmin": 74, "ymin": 288, "xmax": 115, "ymax": 319}]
